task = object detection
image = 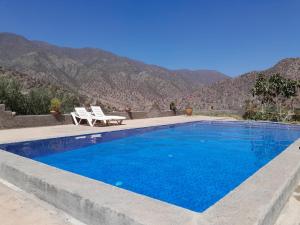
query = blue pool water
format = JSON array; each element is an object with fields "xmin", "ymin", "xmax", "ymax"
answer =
[{"xmin": 1, "ymin": 121, "xmax": 300, "ymax": 212}]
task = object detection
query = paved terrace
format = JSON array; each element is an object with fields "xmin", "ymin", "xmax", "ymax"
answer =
[
  {"xmin": 0, "ymin": 179, "xmax": 83, "ymax": 225},
  {"xmin": 275, "ymin": 181, "xmax": 300, "ymax": 225}
]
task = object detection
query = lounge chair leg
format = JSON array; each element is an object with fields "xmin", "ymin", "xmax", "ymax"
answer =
[
  {"xmin": 87, "ymin": 119, "xmax": 94, "ymax": 127},
  {"xmin": 71, "ymin": 112, "xmax": 79, "ymax": 125}
]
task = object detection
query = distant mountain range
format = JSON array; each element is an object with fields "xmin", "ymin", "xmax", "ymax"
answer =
[
  {"xmin": 0, "ymin": 32, "xmax": 299, "ymax": 112},
  {"xmin": 0, "ymin": 32, "xmax": 228, "ymax": 110},
  {"xmin": 188, "ymin": 58, "xmax": 300, "ymax": 112}
]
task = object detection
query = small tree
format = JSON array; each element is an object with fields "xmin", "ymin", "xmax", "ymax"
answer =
[
  {"xmin": 250, "ymin": 73, "xmax": 299, "ymax": 121},
  {"xmin": 282, "ymin": 80, "xmax": 298, "ymax": 97},
  {"xmin": 251, "ymin": 74, "xmax": 273, "ymax": 112},
  {"xmin": 268, "ymin": 74, "xmax": 285, "ymax": 114}
]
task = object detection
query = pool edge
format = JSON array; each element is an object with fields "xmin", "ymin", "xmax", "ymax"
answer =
[
  {"xmin": 200, "ymin": 138, "xmax": 300, "ymax": 225},
  {"xmin": 0, "ymin": 150, "xmax": 198, "ymax": 225}
]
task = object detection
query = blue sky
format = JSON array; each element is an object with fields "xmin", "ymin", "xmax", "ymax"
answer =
[{"xmin": 0, "ymin": 0, "xmax": 299, "ymax": 76}]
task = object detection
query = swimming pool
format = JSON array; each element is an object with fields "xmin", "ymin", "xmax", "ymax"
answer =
[{"xmin": 1, "ymin": 121, "xmax": 300, "ymax": 212}]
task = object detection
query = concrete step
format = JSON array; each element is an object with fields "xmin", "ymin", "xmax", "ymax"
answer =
[
  {"xmin": 1, "ymin": 110, "xmax": 13, "ymax": 117},
  {"xmin": 4, "ymin": 110, "xmax": 12, "ymax": 115},
  {"xmin": 0, "ymin": 104, "xmax": 5, "ymax": 112}
]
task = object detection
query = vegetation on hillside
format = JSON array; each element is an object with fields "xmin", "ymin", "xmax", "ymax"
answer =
[
  {"xmin": 0, "ymin": 77, "xmax": 80, "ymax": 115},
  {"xmin": 243, "ymin": 73, "xmax": 300, "ymax": 121}
]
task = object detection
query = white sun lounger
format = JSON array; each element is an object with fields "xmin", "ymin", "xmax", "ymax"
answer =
[
  {"xmin": 72, "ymin": 107, "xmax": 107, "ymax": 127},
  {"xmin": 91, "ymin": 106, "xmax": 126, "ymax": 125}
]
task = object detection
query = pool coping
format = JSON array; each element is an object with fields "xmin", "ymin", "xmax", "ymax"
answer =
[{"xmin": 1, "ymin": 120, "xmax": 300, "ymax": 225}]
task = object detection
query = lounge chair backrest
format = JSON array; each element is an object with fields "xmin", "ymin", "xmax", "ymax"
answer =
[
  {"xmin": 75, "ymin": 107, "xmax": 90, "ymax": 118},
  {"xmin": 91, "ymin": 106, "xmax": 105, "ymax": 117}
]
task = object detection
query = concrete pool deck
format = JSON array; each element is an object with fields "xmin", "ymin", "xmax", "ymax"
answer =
[
  {"xmin": 0, "ymin": 115, "xmax": 234, "ymax": 143},
  {"xmin": 0, "ymin": 115, "xmax": 300, "ymax": 225},
  {"xmin": 0, "ymin": 178, "xmax": 84, "ymax": 225},
  {"xmin": 275, "ymin": 181, "xmax": 300, "ymax": 225}
]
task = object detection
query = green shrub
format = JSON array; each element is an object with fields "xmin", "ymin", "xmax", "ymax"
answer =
[
  {"xmin": 1, "ymin": 78, "xmax": 27, "ymax": 114},
  {"xmin": 26, "ymin": 88, "xmax": 52, "ymax": 114},
  {"xmin": 243, "ymin": 107, "xmax": 284, "ymax": 122},
  {"xmin": 0, "ymin": 77, "xmax": 80, "ymax": 115},
  {"xmin": 60, "ymin": 93, "xmax": 80, "ymax": 113},
  {"xmin": 245, "ymin": 73, "xmax": 300, "ymax": 122}
]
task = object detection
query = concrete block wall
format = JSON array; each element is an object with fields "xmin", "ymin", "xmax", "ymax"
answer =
[{"xmin": 0, "ymin": 103, "xmax": 73, "ymax": 129}]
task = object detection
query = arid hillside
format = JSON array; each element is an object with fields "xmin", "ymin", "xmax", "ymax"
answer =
[
  {"xmin": 187, "ymin": 58, "xmax": 300, "ymax": 111},
  {"xmin": 0, "ymin": 33, "xmax": 228, "ymax": 110},
  {"xmin": 1, "ymin": 33, "xmax": 299, "ymax": 112}
]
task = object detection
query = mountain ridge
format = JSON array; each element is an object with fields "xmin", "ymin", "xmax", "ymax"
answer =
[
  {"xmin": 0, "ymin": 32, "xmax": 229, "ymax": 110},
  {"xmin": 1, "ymin": 32, "xmax": 299, "ymax": 113},
  {"xmin": 187, "ymin": 57, "xmax": 300, "ymax": 111}
]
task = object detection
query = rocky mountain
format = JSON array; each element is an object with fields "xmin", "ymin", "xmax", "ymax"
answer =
[
  {"xmin": 173, "ymin": 69, "xmax": 229, "ymax": 85},
  {"xmin": 2, "ymin": 32, "xmax": 298, "ymax": 114},
  {"xmin": 0, "ymin": 32, "xmax": 228, "ymax": 110},
  {"xmin": 0, "ymin": 65, "xmax": 79, "ymax": 94},
  {"xmin": 0, "ymin": 66, "xmax": 48, "ymax": 89},
  {"xmin": 187, "ymin": 58, "xmax": 300, "ymax": 112}
]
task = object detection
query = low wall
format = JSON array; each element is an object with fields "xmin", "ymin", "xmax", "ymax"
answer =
[
  {"xmin": 0, "ymin": 113, "xmax": 73, "ymax": 130},
  {"xmin": 111, "ymin": 110, "xmax": 185, "ymax": 119},
  {"xmin": 0, "ymin": 104, "xmax": 72, "ymax": 129},
  {"xmin": 196, "ymin": 109, "xmax": 242, "ymax": 116}
]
